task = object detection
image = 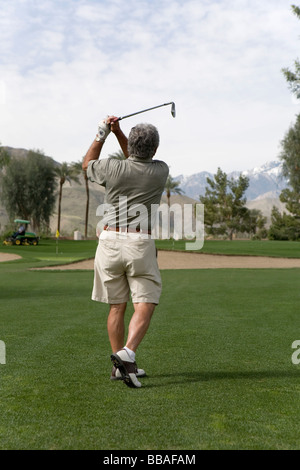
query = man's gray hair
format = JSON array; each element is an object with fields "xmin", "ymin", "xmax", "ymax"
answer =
[{"xmin": 128, "ymin": 123, "xmax": 160, "ymax": 160}]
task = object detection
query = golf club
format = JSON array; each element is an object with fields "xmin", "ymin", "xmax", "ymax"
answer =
[{"xmin": 117, "ymin": 102, "xmax": 176, "ymax": 121}]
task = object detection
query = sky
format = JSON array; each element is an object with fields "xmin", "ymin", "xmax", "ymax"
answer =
[{"xmin": 1, "ymin": 0, "xmax": 300, "ymax": 177}]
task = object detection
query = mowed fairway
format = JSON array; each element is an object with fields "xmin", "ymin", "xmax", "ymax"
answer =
[{"xmin": 0, "ymin": 240, "xmax": 300, "ymax": 449}]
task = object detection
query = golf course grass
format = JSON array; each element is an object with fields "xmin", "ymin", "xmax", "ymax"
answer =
[
  {"xmin": 0, "ymin": 239, "xmax": 300, "ymax": 449},
  {"xmin": 156, "ymin": 238, "xmax": 300, "ymax": 258}
]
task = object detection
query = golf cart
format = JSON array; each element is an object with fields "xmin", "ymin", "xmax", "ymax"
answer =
[{"xmin": 3, "ymin": 219, "xmax": 39, "ymax": 246}]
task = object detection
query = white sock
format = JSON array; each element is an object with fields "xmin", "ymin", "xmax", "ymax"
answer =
[{"xmin": 124, "ymin": 346, "xmax": 136, "ymax": 362}]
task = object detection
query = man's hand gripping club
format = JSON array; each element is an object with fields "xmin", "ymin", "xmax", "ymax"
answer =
[{"xmin": 82, "ymin": 115, "xmax": 129, "ymax": 171}]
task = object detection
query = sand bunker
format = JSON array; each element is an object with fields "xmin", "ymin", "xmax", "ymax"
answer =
[
  {"xmin": 26, "ymin": 250, "xmax": 300, "ymax": 270},
  {"xmin": 0, "ymin": 252, "xmax": 22, "ymax": 262}
]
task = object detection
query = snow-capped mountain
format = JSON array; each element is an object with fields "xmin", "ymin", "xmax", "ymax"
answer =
[{"xmin": 175, "ymin": 161, "xmax": 288, "ymax": 201}]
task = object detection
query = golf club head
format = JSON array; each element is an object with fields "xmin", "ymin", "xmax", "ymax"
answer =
[{"xmin": 171, "ymin": 102, "xmax": 176, "ymax": 118}]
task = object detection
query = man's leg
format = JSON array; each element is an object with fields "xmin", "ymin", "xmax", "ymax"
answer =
[
  {"xmin": 107, "ymin": 302, "xmax": 127, "ymax": 353},
  {"xmin": 110, "ymin": 302, "xmax": 156, "ymax": 388},
  {"xmin": 125, "ymin": 302, "xmax": 156, "ymax": 352}
]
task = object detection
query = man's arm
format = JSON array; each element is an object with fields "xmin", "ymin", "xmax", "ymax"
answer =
[
  {"xmin": 82, "ymin": 139, "xmax": 104, "ymax": 171},
  {"xmin": 82, "ymin": 118, "xmax": 111, "ymax": 171},
  {"xmin": 108, "ymin": 117, "xmax": 129, "ymax": 159}
]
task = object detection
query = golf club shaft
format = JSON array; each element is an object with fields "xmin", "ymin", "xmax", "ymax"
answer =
[{"xmin": 117, "ymin": 102, "xmax": 174, "ymax": 121}]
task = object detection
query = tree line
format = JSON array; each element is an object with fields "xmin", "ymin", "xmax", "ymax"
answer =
[
  {"xmin": 0, "ymin": 148, "xmax": 87, "ymax": 236},
  {"xmin": 0, "ymin": 144, "xmax": 299, "ymax": 240}
]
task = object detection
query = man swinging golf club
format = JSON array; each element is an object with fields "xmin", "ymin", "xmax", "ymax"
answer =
[{"xmin": 82, "ymin": 114, "xmax": 169, "ymax": 388}]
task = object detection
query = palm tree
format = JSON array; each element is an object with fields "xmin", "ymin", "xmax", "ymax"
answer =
[
  {"xmin": 164, "ymin": 175, "xmax": 184, "ymax": 206},
  {"xmin": 71, "ymin": 159, "xmax": 91, "ymax": 239},
  {"xmin": 54, "ymin": 162, "xmax": 81, "ymax": 235}
]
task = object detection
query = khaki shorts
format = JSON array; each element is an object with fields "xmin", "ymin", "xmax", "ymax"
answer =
[{"xmin": 92, "ymin": 231, "xmax": 162, "ymax": 304}]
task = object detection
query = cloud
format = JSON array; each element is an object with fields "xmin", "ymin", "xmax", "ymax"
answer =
[{"xmin": 0, "ymin": 0, "xmax": 299, "ymax": 176}]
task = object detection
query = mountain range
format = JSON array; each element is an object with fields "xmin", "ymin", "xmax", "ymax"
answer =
[
  {"xmin": 2, "ymin": 147, "xmax": 287, "ymax": 202},
  {"xmin": 175, "ymin": 160, "xmax": 287, "ymax": 201}
]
